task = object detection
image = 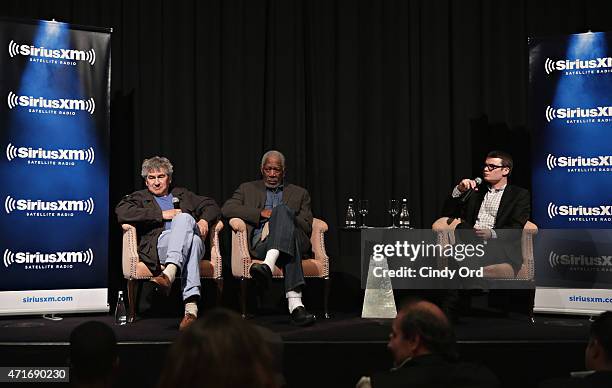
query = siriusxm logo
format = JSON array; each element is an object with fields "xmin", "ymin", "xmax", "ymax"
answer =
[
  {"xmin": 7, "ymin": 91, "xmax": 95, "ymax": 114},
  {"xmin": 8, "ymin": 40, "xmax": 96, "ymax": 65},
  {"xmin": 544, "ymin": 57, "xmax": 612, "ymax": 74},
  {"xmin": 546, "ymin": 154, "xmax": 612, "ymax": 170},
  {"xmin": 545, "ymin": 105, "xmax": 612, "ymax": 122},
  {"xmin": 3, "ymin": 248, "xmax": 94, "ymax": 267},
  {"xmin": 4, "ymin": 196, "xmax": 95, "ymax": 215},
  {"xmin": 548, "ymin": 202, "xmax": 612, "ymax": 219},
  {"xmin": 6, "ymin": 143, "xmax": 95, "ymax": 164},
  {"xmin": 549, "ymin": 251, "xmax": 612, "ymax": 268}
]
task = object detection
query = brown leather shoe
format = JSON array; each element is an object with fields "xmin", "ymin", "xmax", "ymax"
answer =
[
  {"xmin": 179, "ymin": 313, "xmax": 197, "ymax": 331},
  {"xmin": 150, "ymin": 273, "xmax": 172, "ymax": 296}
]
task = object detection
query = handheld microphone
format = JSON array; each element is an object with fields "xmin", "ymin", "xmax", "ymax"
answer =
[
  {"xmin": 172, "ymin": 197, "xmax": 180, "ymax": 209},
  {"xmin": 460, "ymin": 177, "xmax": 483, "ymax": 203}
]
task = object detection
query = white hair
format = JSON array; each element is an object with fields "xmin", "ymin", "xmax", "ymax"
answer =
[{"xmin": 260, "ymin": 150, "xmax": 285, "ymax": 169}]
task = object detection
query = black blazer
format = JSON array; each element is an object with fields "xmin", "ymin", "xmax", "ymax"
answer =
[
  {"xmin": 371, "ymin": 354, "xmax": 500, "ymax": 388},
  {"xmin": 442, "ymin": 184, "xmax": 531, "ymax": 272},
  {"xmin": 449, "ymin": 184, "xmax": 531, "ymax": 230}
]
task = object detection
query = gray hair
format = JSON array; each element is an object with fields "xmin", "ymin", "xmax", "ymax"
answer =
[
  {"xmin": 260, "ymin": 150, "xmax": 285, "ymax": 169},
  {"xmin": 141, "ymin": 156, "xmax": 173, "ymax": 178}
]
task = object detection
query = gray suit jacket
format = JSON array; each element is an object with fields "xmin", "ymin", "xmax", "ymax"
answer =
[{"xmin": 222, "ymin": 180, "xmax": 313, "ymax": 253}]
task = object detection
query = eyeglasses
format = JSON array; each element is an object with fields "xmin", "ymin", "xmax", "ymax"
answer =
[{"xmin": 483, "ymin": 164, "xmax": 507, "ymax": 171}]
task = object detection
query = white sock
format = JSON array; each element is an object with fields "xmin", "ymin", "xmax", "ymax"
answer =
[
  {"xmin": 286, "ymin": 290, "xmax": 304, "ymax": 313},
  {"xmin": 263, "ymin": 249, "xmax": 280, "ymax": 272},
  {"xmin": 185, "ymin": 301, "xmax": 198, "ymax": 317},
  {"xmin": 163, "ymin": 263, "xmax": 178, "ymax": 284}
]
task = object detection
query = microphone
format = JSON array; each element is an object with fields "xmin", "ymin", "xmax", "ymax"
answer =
[
  {"xmin": 460, "ymin": 177, "xmax": 483, "ymax": 203},
  {"xmin": 172, "ymin": 197, "xmax": 180, "ymax": 209}
]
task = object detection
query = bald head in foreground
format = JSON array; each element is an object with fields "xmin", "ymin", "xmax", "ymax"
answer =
[{"xmin": 358, "ymin": 299, "xmax": 499, "ymax": 388}]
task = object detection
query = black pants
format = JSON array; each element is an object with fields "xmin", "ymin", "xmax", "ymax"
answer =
[{"xmin": 251, "ymin": 204, "xmax": 310, "ymax": 292}]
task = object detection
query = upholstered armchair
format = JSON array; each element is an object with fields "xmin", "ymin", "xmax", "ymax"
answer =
[
  {"xmin": 432, "ymin": 217, "xmax": 538, "ymax": 281},
  {"xmin": 121, "ymin": 220, "xmax": 224, "ymax": 322},
  {"xmin": 229, "ymin": 217, "xmax": 330, "ymax": 319}
]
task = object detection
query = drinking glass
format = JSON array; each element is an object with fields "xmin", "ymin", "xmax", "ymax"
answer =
[
  {"xmin": 387, "ymin": 199, "xmax": 399, "ymax": 228},
  {"xmin": 358, "ymin": 199, "xmax": 369, "ymax": 228}
]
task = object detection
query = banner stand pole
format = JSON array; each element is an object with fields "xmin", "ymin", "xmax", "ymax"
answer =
[{"xmin": 42, "ymin": 314, "xmax": 62, "ymax": 321}]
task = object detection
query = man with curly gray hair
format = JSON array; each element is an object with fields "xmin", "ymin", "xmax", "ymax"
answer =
[{"xmin": 116, "ymin": 156, "xmax": 220, "ymax": 330}]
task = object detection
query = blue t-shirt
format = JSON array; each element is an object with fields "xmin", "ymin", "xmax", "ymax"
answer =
[{"xmin": 154, "ymin": 194, "xmax": 175, "ymax": 230}]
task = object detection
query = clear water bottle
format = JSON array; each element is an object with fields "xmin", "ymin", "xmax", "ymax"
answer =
[
  {"xmin": 398, "ymin": 198, "xmax": 411, "ymax": 228},
  {"xmin": 115, "ymin": 291, "xmax": 127, "ymax": 325},
  {"xmin": 345, "ymin": 198, "xmax": 357, "ymax": 228}
]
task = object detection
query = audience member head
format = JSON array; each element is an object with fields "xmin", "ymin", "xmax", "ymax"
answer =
[
  {"xmin": 158, "ymin": 308, "xmax": 279, "ymax": 388},
  {"xmin": 69, "ymin": 321, "xmax": 118, "ymax": 387},
  {"xmin": 141, "ymin": 156, "xmax": 173, "ymax": 196},
  {"xmin": 585, "ymin": 311, "xmax": 612, "ymax": 371},
  {"xmin": 260, "ymin": 150, "xmax": 285, "ymax": 189},
  {"xmin": 388, "ymin": 298, "xmax": 457, "ymax": 366}
]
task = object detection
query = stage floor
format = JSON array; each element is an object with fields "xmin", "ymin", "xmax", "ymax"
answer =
[
  {"xmin": 0, "ymin": 310, "xmax": 593, "ymax": 388},
  {"xmin": 0, "ymin": 309, "xmax": 591, "ymax": 343}
]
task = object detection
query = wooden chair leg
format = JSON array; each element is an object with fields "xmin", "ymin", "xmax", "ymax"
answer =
[
  {"xmin": 127, "ymin": 279, "xmax": 137, "ymax": 323},
  {"xmin": 214, "ymin": 278, "xmax": 224, "ymax": 306},
  {"xmin": 323, "ymin": 276, "xmax": 331, "ymax": 319},
  {"xmin": 240, "ymin": 277, "xmax": 248, "ymax": 319},
  {"xmin": 528, "ymin": 286, "xmax": 536, "ymax": 324}
]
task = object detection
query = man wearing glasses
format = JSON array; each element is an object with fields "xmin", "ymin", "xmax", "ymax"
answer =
[{"xmin": 446, "ymin": 150, "xmax": 530, "ymax": 276}]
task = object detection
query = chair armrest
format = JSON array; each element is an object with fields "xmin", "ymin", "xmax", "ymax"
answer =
[
  {"xmin": 229, "ymin": 217, "xmax": 247, "ymax": 232},
  {"xmin": 229, "ymin": 218, "xmax": 252, "ymax": 277},
  {"xmin": 432, "ymin": 217, "xmax": 460, "ymax": 246},
  {"xmin": 310, "ymin": 218, "xmax": 329, "ymax": 278},
  {"xmin": 121, "ymin": 224, "xmax": 139, "ymax": 280},
  {"xmin": 518, "ymin": 221, "xmax": 538, "ymax": 280},
  {"xmin": 523, "ymin": 221, "xmax": 538, "ymax": 235},
  {"xmin": 209, "ymin": 220, "xmax": 224, "ymax": 279},
  {"xmin": 432, "ymin": 217, "xmax": 458, "ymax": 232},
  {"xmin": 311, "ymin": 218, "xmax": 329, "ymax": 262}
]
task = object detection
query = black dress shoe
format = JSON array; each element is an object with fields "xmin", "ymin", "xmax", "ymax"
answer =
[
  {"xmin": 249, "ymin": 263, "xmax": 272, "ymax": 290},
  {"xmin": 290, "ymin": 306, "xmax": 316, "ymax": 326}
]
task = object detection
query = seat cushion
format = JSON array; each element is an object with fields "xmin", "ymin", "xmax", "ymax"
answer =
[
  {"xmin": 134, "ymin": 260, "xmax": 216, "ymax": 279},
  {"xmin": 250, "ymin": 257, "xmax": 326, "ymax": 278}
]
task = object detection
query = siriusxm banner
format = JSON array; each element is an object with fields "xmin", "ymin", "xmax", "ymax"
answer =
[
  {"xmin": 530, "ymin": 31, "xmax": 612, "ymax": 314},
  {"xmin": 0, "ymin": 19, "xmax": 110, "ymax": 315}
]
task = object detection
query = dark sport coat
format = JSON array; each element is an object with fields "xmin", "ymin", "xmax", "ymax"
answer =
[
  {"xmin": 443, "ymin": 183, "xmax": 531, "ymax": 272},
  {"xmin": 115, "ymin": 187, "xmax": 220, "ymax": 273},
  {"xmin": 221, "ymin": 180, "xmax": 313, "ymax": 255}
]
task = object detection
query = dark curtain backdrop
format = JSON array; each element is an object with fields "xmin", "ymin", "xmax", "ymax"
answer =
[{"xmin": 2, "ymin": 0, "xmax": 612, "ymax": 303}]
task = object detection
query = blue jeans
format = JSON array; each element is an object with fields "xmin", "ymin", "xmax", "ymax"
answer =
[{"xmin": 157, "ymin": 213, "xmax": 205, "ymax": 301}]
